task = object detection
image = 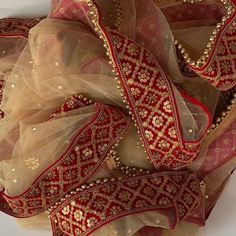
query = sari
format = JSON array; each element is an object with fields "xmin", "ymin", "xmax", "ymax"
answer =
[{"xmin": 0, "ymin": 0, "xmax": 236, "ymax": 235}]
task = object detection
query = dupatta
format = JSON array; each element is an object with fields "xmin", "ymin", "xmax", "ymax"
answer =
[{"xmin": 0, "ymin": 0, "xmax": 236, "ymax": 235}]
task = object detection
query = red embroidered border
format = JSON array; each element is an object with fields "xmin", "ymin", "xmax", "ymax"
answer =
[
  {"xmin": 188, "ymin": 12, "xmax": 236, "ymax": 91},
  {"xmin": 102, "ymin": 28, "xmax": 208, "ymax": 169},
  {"xmin": 47, "ymin": 94, "xmax": 94, "ymax": 121},
  {"xmin": 0, "ymin": 103, "xmax": 130, "ymax": 217},
  {"xmin": 50, "ymin": 171, "xmax": 201, "ymax": 236},
  {"xmin": 0, "ymin": 17, "xmax": 44, "ymax": 38}
]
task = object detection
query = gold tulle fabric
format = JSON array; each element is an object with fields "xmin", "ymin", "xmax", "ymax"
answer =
[{"xmin": 0, "ymin": 0, "xmax": 236, "ymax": 235}]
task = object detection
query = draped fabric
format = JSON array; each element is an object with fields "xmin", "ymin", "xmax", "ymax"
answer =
[{"xmin": 0, "ymin": 0, "xmax": 236, "ymax": 235}]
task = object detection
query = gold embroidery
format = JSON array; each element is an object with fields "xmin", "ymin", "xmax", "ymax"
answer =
[
  {"xmin": 74, "ymin": 210, "xmax": 83, "ymax": 222},
  {"xmin": 24, "ymin": 158, "xmax": 40, "ymax": 170},
  {"xmin": 50, "ymin": 171, "xmax": 201, "ymax": 236}
]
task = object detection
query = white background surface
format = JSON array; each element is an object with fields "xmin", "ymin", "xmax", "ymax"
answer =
[
  {"xmin": 0, "ymin": 0, "xmax": 51, "ymax": 17},
  {"xmin": 0, "ymin": 1, "xmax": 236, "ymax": 235}
]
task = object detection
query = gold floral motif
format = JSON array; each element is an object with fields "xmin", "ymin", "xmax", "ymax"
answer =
[
  {"xmin": 139, "ymin": 109, "xmax": 148, "ymax": 119},
  {"xmin": 189, "ymin": 181, "xmax": 199, "ymax": 193},
  {"xmin": 177, "ymin": 205, "xmax": 186, "ymax": 219},
  {"xmin": 27, "ymin": 200, "xmax": 41, "ymax": 207},
  {"xmin": 166, "ymin": 184, "xmax": 177, "ymax": 194},
  {"xmin": 118, "ymin": 191, "xmax": 132, "ymax": 202},
  {"xmin": 64, "ymin": 170, "xmax": 77, "ymax": 181},
  {"xmin": 130, "ymin": 87, "xmax": 141, "ymax": 96},
  {"xmin": 158, "ymin": 197, "xmax": 171, "ymax": 206},
  {"xmin": 118, "ymin": 52, "xmax": 124, "ymax": 59},
  {"xmin": 87, "ymin": 217, "xmax": 98, "ymax": 228},
  {"xmin": 125, "ymin": 179, "xmax": 141, "ymax": 189},
  {"xmin": 70, "ymin": 94, "xmax": 93, "ymax": 108},
  {"xmin": 122, "ymin": 62, "xmax": 132, "ymax": 75},
  {"xmin": 183, "ymin": 193, "xmax": 194, "ymax": 205},
  {"xmin": 127, "ymin": 79, "xmax": 134, "ymax": 84},
  {"xmin": 134, "ymin": 199, "xmax": 148, "ymax": 208},
  {"xmin": 137, "ymin": 69, "xmax": 150, "ymax": 82},
  {"xmin": 98, "ymin": 143, "xmax": 108, "ymax": 152},
  {"xmin": 172, "ymin": 175, "xmax": 184, "ymax": 183},
  {"xmin": 92, "ymin": 198, "xmax": 107, "ymax": 210},
  {"xmin": 46, "ymin": 170, "xmax": 58, "ymax": 180},
  {"xmin": 74, "ymin": 210, "xmax": 83, "ymax": 222},
  {"xmin": 217, "ymin": 44, "xmax": 226, "ymax": 55},
  {"xmin": 145, "ymin": 130, "xmax": 154, "ymax": 141},
  {"xmin": 75, "ymin": 228, "xmax": 81, "ymax": 235},
  {"xmin": 67, "ymin": 98, "xmax": 76, "ymax": 108},
  {"xmin": 229, "ymin": 40, "xmax": 236, "ymax": 53},
  {"xmin": 145, "ymin": 93, "xmax": 157, "ymax": 105},
  {"xmin": 158, "ymin": 140, "xmax": 170, "ymax": 149},
  {"xmin": 116, "ymin": 41, "xmax": 123, "ymax": 49},
  {"xmin": 156, "ymin": 79, "xmax": 167, "ymax": 89},
  {"xmin": 62, "ymin": 205, "xmax": 70, "ymax": 215},
  {"xmin": 168, "ymin": 127, "xmax": 177, "ymax": 138},
  {"xmin": 163, "ymin": 101, "xmax": 172, "ymax": 113},
  {"xmin": 109, "ymin": 205, "xmax": 123, "ymax": 215},
  {"xmin": 150, "ymin": 177, "xmax": 162, "ymax": 185},
  {"xmin": 79, "ymin": 193, "xmax": 92, "ymax": 203},
  {"xmin": 49, "ymin": 186, "xmax": 58, "ymax": 195},
  {"xmin": 82, "ymin": 148, "xmax": 93, "ymax": 157},
  {"xmin": 63, "ymin": 154, "xmax": 76, "ymax": 165},
  {"xmin": 95, "ymin": 128, "xmax": 109, "ymax": 139},
  {"xmin": 142, "ymin": 186, "xmax": 156, "ymax": 197},
  {"xmin": 61, "ymin": 220, "xmax": 70, "ymax": 231},
  {"xmin": 221, "ymin": 60, "xmax": 232, "ymax": 74},
  {"xmin": 152, "ymin": 116, "xmax": 164, "ymax": 128},
  {"xmin": 127, "ymin": 44, "xmax": 138, "ymax": 56},
  {"xmin": 24, "ymin": 157, "xmax": 40, "ymax": 170}
]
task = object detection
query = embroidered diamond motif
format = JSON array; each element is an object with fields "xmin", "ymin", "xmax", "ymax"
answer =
[
  {"xmin": 191, "ymin": 14, "xmax": 236, "ymax": 91},
  {"xmin": 1, "ymin": 102, "xmax": 130, "ymax": 217},
  {"xmin": 106, "ymin": 30, "xmax": 206, "ymax": 169},
  {"xmin": 50, "ymin": 171, "xmax": 201, "ymax": 236}
]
